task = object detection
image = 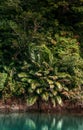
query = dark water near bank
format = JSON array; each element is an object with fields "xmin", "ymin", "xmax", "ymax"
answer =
[{"xmin": 0, "ymin": 113, "xmax": 83, "ymax": 130}]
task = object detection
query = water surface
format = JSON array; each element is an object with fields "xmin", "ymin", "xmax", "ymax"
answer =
[{"xmin": 0, "ymin": 113, "xmax": 83, "ymax": 130}]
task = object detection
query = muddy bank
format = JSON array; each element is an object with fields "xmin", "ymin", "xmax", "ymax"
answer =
[{"xmin": 0, "ymin": 99, "xmax": 83, "ymax": 115}]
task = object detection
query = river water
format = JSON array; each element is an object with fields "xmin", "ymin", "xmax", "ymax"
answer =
[{"xmin": 0, "ymin": 113, "xmax": 83, "ymax": 130}]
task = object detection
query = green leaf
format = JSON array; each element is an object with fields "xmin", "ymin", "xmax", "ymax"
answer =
[
  {"xmin": 42, "ymin": 92, "xmax": 49, "ymax": 101},
  {"xmin": 36, "ymin": 88, "xmax": 42, "ymax": 94},
  {"xmin": 50, "ymin": 84, "xmax": 55, "ymax": 89},
  {"xmin": 55, "ymin": 82, "xmax": 62, "ymax": 91},
  {"xmin": 51, "ymin": 98, "xmax": 56, "ymax": 107},
  {"xmin": 63, "ymin": 87, "xmax": 69, "ymax": 91},
  {"xmin": 52, "ymin": 90, "xmax": 57, "ymax": 96},
  {"xmin": 21, "ymin": 78, "xmax": 28, "ymax": 82},
  {"xmin": 35, "ymin": 72, "xmax": 42, "ymax": 77},
  {"xmin": 26, "ymin": 96, "xmax": 37, "ymax": 106},
  {"xmin": 18, "ymin": 72, "xmax": 27, "ymax": 78},
  {"xmin": 49, "ymin": 76, "xmax": 58, "ymax": 80},
  {"xmin": 47, "ymin": 79, "xmax": 54, "ymax": 85},
  {"xmin": 28, "ymin": 88, "xmax": 33, "ymax": 94},
  {"xmin": 56, "ymin": 96, "xmax": 63, "ymax": 106},
  {"xmin": 31, "ymin": 83, "xmax": 37, "ymax": 90}
]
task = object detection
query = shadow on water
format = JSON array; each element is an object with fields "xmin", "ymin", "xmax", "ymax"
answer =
[{"xmin": 0, "ymin": 113, "xmax": 83, "ymax": 130}]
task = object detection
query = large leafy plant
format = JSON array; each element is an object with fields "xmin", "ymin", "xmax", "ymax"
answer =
[{"xmin": 17, "ymin": 43, "xmax": 71, "ymax": 107}]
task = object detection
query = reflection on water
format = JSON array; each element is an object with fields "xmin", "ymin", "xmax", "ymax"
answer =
[{"xmin": 0, "ymin": 113, "xmax": 83, "ymax": 130}]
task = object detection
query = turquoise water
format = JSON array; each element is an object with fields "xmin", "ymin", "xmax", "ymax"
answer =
[{"xmin": 0, "ymin": 113, "xmax": 83, "ymax": 130}]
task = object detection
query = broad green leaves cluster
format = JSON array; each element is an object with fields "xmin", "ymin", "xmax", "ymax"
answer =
[{"xmin": 0, "ymin": 0, "xmax": 83, "ymax": 106}]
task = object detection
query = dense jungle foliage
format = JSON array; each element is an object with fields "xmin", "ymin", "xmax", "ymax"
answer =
[{"xmin": 0, "ymin": 0, "xmax": 83, "ymax": 106}]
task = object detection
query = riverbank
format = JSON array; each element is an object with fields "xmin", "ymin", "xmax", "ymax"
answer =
[{"xmin": 0, "ymin": 98, "xmax": 83, "ymax": 115}]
